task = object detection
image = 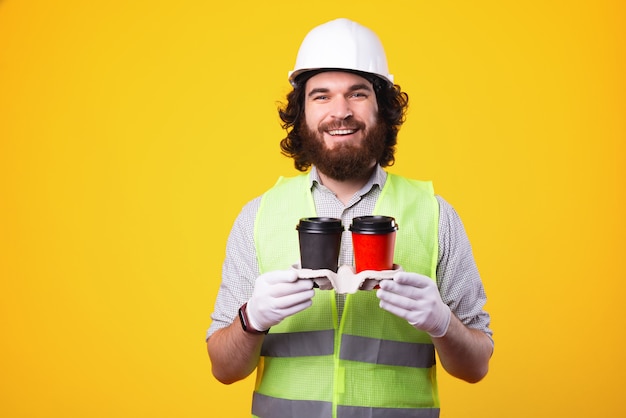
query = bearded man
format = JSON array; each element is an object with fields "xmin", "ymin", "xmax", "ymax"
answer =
[{"xmin": 206, "ymin": 18, "xmax": 493, "ymax": 418}]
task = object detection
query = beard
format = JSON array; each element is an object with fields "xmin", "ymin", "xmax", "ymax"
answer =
[{"xmin": 298, "ymin": 118, "xmax": 388, "ymax": 182}]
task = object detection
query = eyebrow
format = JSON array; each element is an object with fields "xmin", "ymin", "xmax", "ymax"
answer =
[{"xmin": 307, "ymin": 83, "xmax": 373, "ymax": 98}]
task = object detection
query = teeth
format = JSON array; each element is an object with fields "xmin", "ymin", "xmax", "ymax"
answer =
[{"xmin": 328, "ymin": 129, "xmax": 356, "ymax": 136}]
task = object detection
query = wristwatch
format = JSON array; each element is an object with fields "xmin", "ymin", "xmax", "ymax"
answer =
[{"xmin": 238, "ymin": 302, "xmax": 269, "ymax": 335}]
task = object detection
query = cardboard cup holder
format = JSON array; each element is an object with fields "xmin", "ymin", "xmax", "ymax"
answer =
[{"xmin": 291, "ymin": 264, "xmax": 403, "ymax": 294}]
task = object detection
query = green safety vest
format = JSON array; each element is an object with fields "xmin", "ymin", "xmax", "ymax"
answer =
[{"xmin": 252, "ymin": 172, "xmax": 440, "ymax": 418}]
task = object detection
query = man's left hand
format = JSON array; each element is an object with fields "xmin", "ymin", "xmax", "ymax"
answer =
[{"xmin": 376, "ymin": 271, "xmax": 451, "ymax": 338}]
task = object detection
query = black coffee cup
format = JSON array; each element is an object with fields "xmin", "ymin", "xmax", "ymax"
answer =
[{"xmin": 296, "ymin": 217, "xmax": 344, "ymax": 272}]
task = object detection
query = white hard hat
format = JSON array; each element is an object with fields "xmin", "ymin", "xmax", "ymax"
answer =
[{"xmin": 288, "ymin": 18, "xmax": 394, "ymax": 87}]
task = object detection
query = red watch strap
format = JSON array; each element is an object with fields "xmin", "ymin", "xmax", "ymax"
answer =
[{"xmin": 238, "ymin": 302, "xmax": 269, "ymax": 334}]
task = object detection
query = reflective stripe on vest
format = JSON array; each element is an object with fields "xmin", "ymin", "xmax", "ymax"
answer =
[
  {"xmin": 252, "ymin": 393, "xmax": 441, "ymax": 418},
  {"xmin": 253, "ymin": 172, "xmax": 440, "ymax": 418},
  {"xmin": 263, "ymin": 331, "xmax": 434, "ymax": 368}
]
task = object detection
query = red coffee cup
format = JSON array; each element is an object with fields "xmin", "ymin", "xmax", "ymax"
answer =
[{"xmin": 349, "ymin": 216, "xmax": 398, "ymax": 273}]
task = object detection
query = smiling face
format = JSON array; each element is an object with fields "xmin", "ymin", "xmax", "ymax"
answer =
[
  {"xmin": 300, "ymin": 71, "xmax": 386, "ymax": 181},
  {"xmin": 304, "ymin": 71, "xmax": 379, "ymax": 150}
]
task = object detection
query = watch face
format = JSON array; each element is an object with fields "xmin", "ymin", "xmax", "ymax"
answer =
[{"xmin": 238, "ymin": 304, "xmax": 249, "ymax": 330}]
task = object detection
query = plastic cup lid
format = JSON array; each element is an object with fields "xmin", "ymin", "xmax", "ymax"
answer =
[
  {"xmin": 296, "ymin": 217, "xmax": 344, "ymax": 233},
  {"xmin": 349, "ymin": 215, "xmax": 398, "ymax": 234}
]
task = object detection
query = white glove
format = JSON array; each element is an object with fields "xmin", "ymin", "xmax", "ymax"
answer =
[
  {"xmin": 246, "ymin": 270, "xmax": 315, "ymax": 332},
  {"xmin": 376, "ymin": 271, "xmax": 451, "ymax": 338}
]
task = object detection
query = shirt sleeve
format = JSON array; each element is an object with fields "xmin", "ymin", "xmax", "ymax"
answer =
[
  {"xmin": 206, "ymin": 197, "xmax": 261, "ymax": 340},
  {"xmin": 436, "ymin": 196, "xmax": 493, "ymax": 344}
]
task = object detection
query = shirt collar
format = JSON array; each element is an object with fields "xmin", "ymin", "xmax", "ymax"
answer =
[{"xmin": 309, "ymin": 165, "xmax": 388, "ymax": 194}]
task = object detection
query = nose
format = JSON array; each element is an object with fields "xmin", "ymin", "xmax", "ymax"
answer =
[{"xmin": 330, "ymin": 97, "xmax": 352, "ymax": 120}]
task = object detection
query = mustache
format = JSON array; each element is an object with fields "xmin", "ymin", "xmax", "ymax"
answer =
[{"xmin": 318, "ymin": 119, "xmax": 366, "ymax": 133}]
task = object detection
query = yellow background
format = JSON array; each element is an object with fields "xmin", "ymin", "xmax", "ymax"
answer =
[{"xmin": 1, "ymin": 0, "xmax": 624, "ymax": 416}]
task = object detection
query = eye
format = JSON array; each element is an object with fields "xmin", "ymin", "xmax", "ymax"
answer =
[{"xmin": 349, "ymin": 91, "xmax": 368, "ymax": 99}]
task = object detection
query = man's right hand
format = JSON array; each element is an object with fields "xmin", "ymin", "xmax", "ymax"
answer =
[{"xmin": 246, "ymin": 270, "xmax": 315, "ymax": 332}]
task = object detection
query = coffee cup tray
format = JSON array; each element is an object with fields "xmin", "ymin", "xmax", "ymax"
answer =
[{"xmin": 291, "ymin": 264, "xmax": 403, "ymax": 294}]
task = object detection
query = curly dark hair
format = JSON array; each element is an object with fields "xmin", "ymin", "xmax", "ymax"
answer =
[{"xmin": 278, "ymin": 70, "xmax": 409, "ymax": 172}]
